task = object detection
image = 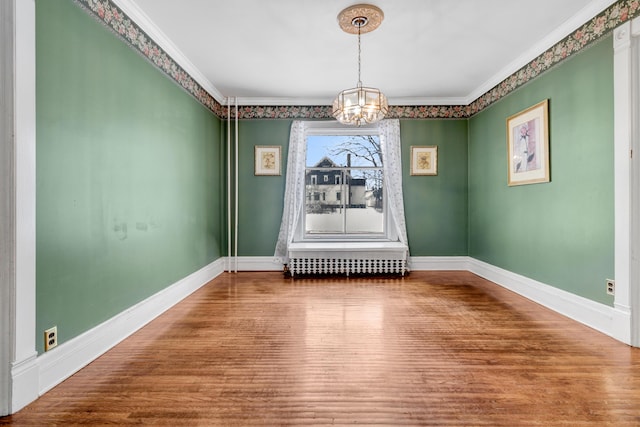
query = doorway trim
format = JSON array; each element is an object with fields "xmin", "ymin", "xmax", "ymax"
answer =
[
  {"xmin": 613, "ymin": 16, "xmax": 640, "ymax": 347},
  {"xmin": 0, "ymin": 0, "xmax": 39, "ymax": 415}
]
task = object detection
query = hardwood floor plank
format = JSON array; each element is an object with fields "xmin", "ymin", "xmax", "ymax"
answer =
[{"xmin": 2, "ymin": 271, "xmax": 639, "ymax": 426}]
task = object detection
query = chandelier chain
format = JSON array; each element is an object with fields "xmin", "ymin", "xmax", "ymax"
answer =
[{"xmin": 357, "ymin": 21, "xmax": 362, "ymax": 87}]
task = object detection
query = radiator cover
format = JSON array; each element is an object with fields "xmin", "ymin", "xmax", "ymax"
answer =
[{"xmin": 287, "ymin": 242, "xmax": 408, "ymax": 277}]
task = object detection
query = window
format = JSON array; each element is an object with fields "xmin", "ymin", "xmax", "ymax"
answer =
[
  {"xmin": 304, "ymin": 132, "xmax": 385, "ymax": 237},
  {"xmin": 274, "ymin": 120, "xmax": 408, "ymax": 262}
]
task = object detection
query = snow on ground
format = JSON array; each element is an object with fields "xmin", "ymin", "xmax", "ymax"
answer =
[{"xmin": 306, "ymin": 207, "xmax": 383, "ymax": 233}]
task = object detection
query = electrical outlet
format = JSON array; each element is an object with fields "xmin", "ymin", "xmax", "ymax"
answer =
[
  {"xmin": 606, "ymin": 279, "xmax": 615, "ymax": 296},
  {"xmin": 44, "ymin": 326, "xmax": 57, "ymax": 351}
]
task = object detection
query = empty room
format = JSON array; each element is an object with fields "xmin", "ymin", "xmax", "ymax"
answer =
[{"xmin": 2, "ymin": 0, "xmax": 640, "ymax": 425}]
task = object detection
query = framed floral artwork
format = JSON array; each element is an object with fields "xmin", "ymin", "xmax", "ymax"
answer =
[
  {"xmin": 506, "ymin": 100, "xmax": 550, "ymax": 186},
  {"xmin": 254, "ymin": 146, "xmax": 281, "ymax": 176},
  {"xmin": 410, "ymin": 146, "xmax": 437, "ymax": 176}
]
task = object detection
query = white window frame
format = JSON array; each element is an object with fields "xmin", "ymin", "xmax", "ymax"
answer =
[{"xmin": 298, "ymin": 122, "xmax": 393, "ymax": 242}]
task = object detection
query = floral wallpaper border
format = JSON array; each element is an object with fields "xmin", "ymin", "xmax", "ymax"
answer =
[
  {"xmin": 74, "ymin": 0, "xmax": 227, "ymax": 119},
  {"xmin": 74, "ymin": 0, "xmax": 639, "ymax": 120}
]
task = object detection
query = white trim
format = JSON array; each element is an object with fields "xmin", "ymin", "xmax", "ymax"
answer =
[
  {"xmin": 111, "ymin": 0, "xmax": 225, "ymax": 104},
  {"xmin": 613, "ymin": 16, "xmax": 640, "ymax": 347},
  {"xmin": 467, "ymin": 258, "xmax": 629, "ymax": 342},
  {"xmin": 234, "ymin": 257, "xmax": 283, "ymax": 271},
  {"xmin": 236, "ymin": 255, "xmax": 471, "ymax": 272},
  {"xmin": 633, "ymin": 17, "xmax": 640, "ymax": 347},
  {"xmin": 234, "ymin": 96, "xmax": 472, "ymax": 106},
  {"xmin": 234, "ymin": 97, "xmax": 334, "ymax": 107},
  {"xmin": 111, "ymin": 0, "xmax": 615, "ymax": 107},
  {"xmin": 466, "ymin": 0, "xmax": 617, "ymax": 104},
  {"xmin": 237, "ymin": 254, "xmax": 631, "ymax": 344},
  {"xmin": 8, "ymin": 0, "xmax": 38, "ymax": 414},
  {"xmin": 36, "ymin": 258, "xmax": 225, "ymax": 396},
  {"xmin": 613, "ymin": 20, "xmax": 632, "ymax": 344},
  {"xmin": 211, "ymin": 0, "xmax": 616, "ymax": 107},
  {"xmin": 0, "ymin": 0, "xmax": 15, "ymax": 415},
  {"xmin": 9, "ymin": 354, "xmax": 38, "ymax": 414},
  {"xmin": 409, "ymin": 256, "xmax": 470, "ymax": 271}
]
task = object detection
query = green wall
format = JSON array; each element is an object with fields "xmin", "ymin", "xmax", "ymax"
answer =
[
  {"xmin": 401, "ymin": 120, "xmax": 468, "ymax": 255},
  {"xmin": 36, "ymin": 0, "xmax": 224, "ymax": 353},
  {"xmin": 235, "ymin": 119, "xmax": 469, "ymax": 257},
  {"xmin": 237, "ymin": 120, "xmax": 292, "ymax": 256},
  {"xmin": 468, "ymin": 36, "xmax": 614, "ymax": 304}
]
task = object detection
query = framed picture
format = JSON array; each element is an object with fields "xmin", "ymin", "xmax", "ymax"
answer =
[
  {"xmin": 506, "ymin": 99, "xmax": 549, "ymax": 186},
  {"xmin": 410, "ymin": 146, "xmax": 438, "ymax": 176},
  {"xmin": 254, "ymin": 146, "xmax": 281, "ymax": 176}
]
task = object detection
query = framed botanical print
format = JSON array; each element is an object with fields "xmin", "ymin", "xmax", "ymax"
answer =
[
  {"xmin": 254, "ymin": 146, "xmax": 281, "ymax": 176},
  {"xmin": 410, "ymin": 146, "xmax": 437, "ymax": 176}
]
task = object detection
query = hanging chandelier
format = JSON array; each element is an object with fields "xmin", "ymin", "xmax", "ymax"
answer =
[{"xmin": 332, "ymin": 4, "xmax": 388, "ymax": 126}]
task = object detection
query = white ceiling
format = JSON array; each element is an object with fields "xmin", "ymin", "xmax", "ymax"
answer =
[{"xmin": 114, "ymin": 0, "xmax": 616, "ymax": 106}]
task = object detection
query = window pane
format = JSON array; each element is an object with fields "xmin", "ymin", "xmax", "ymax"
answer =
[
  {"xmin": 307, "ymin": 135, "xmax": 381, "ymax": 167},
  {"xmin": 305, "ymin": 134, "xmax": 384, "ymax": 236},
  {"xmin": 305, "ymin": 168, "xmax": 344, "ymax": 234},
  {"xmin": 345, "ymin": 169, "xmax": 384, "ymax": 234}
]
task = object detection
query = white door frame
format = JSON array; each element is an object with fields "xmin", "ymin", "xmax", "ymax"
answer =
[
  {"xmin": 0, "ymin": 0, "xmax": 38, "ymax": 415},
  {"xmin": 631, "ymin": 19, "xmax": 640, "ymax": 347},
  {"xmin": 613, "ymin": 17, "xmax": 640, "ymax": 347},
  {"xmin": 0, "ymin": 0, "xmax": 16, "ymax": 416}
]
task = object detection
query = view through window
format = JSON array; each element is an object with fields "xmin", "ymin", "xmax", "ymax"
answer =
[{"xmin": 305, "ymin": 134, "xmax": 384, "ymax": 236}]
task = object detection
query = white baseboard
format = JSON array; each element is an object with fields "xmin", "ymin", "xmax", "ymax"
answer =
[
  {"xmin": 10, "ymin": 353, "xmax": 39, "ymax": 413},
  {"xmin": 27, "ymin": 255, "xmax": 635, "ymax": 404},
  {"xmin": 233, "ymin": 255, "xmax": 630, "ymax": 343},
  {"xmin": 409, "ymin": 256, "xmax": 470, "ymax": 271},
  {"xmin": 233, "ymin": 256, "xmax": 471, "ymax": 272},
  {"xmin": 36, "ymin": 258, "xmax": 225, "ymax": 396},
  {"xmin": 228, "ymin": 256, "xmax": 283, "ymax": 271},
  {"xmin": 467, "ymin": 258, "xmax": 631, "ymax": 344}
]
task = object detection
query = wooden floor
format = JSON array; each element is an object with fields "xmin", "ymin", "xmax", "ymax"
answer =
[{"xmin": 2, "ymin": 271, "xmax": 640, "ymax": 426}]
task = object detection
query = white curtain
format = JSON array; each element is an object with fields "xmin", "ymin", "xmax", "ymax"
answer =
[
  {"xmin": 379, "ymin": 119, "xmax": 409, "ymax": 249},
  {"xmin": 274, "ymin": 119, "xmax": 409, "ymax": 263},
  {"xmin": 274, "ymin": 121, "xmax": 306, "ymax": 262}
]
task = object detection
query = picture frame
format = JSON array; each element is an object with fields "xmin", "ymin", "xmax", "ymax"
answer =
[
  {"xmin": 410, "ymin": 146, "xmax": 438, "ymax": 176},
  {"xmin": 506, "ymin": 99, "xmax": 549, "ymax": 186},
  {"xmin": 254, "ymin": 145, "xmax": 281, "ymax": 176}
]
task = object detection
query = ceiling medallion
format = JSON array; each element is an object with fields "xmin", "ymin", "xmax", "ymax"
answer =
[
  {"xmin": 332, "ymin": 4, "xmax": 388, "ymax": 126},
  {"xmin": 337, "ymin": 4, "xmax": 384, "ymax": 34}
]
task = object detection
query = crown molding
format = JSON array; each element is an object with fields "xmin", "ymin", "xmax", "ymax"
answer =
[
  {"xmin": 101, "ymin": 0, "xmax": 622, "ymax": 111},
  {"xmin": 229, "ymin": 96, "xmax": 471, "ymax": 107},
  {"xmin": 230, "ymin": 96, "xmax": 335, "ymax": 106},
  {"xmin": 111, "ymin": 0, "xmax": 225, "ymax": 104},
  {"xmin": 467, "ymin": 0, "xmax": 617, "ymax": 103},
  {"xmin": 387, "ymin": 96, "xmax": 470, "ymax": 106}
]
